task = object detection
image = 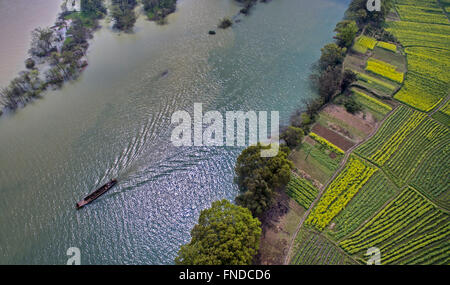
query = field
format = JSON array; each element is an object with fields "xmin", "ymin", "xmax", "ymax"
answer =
[
  {"xmin": 352, "ymin": 35, "xmax": 377, "ymax": 54},
  {"xmin": 309, "ymin": 132, "xmax": 345, "ymax": 155},
  {"xmin": 290, "ymin": 140, "xmax": 342, "ymax": 186},
  {"xmin": 386, "ymin": 0, "xmax": 450, "ymax": 112},
  {"xmin": 432, "ymin": 100, "xmax": 450, "ymax": 126},
  {"xmin": 286, "ymin": 174, "xmax": 319, "ymax": 209},
  {"xmin": 327, "ymin": 171, "xmax": 397, "ymax": 240},
  {"xmin": 354, "ymin": 71, "xmax": 398, "ymax": 96},
  {"xmin": 410, "ymin": 143, "xmax": 450, "ymax": 208},
  {"xmin": 376, "ymin": 41, "xmax": 397, "ymax": 52},
  {"xmin": 340, "ymin": 188, "xmax": 450, "ymax": 265},
  {"xmin": 351, "ymin": 88, "xmax": 392, "ymax": 120},
  {"xmin": 383, "ymin": 115, "xmax": 449, "ymax": 186},
  {"xmin": 355, "ymin": 106, "xmax": 425, "ymax": 166},
  {"xmin": 306, "ymin": 156, "xmax": 377, "ymax": 231},
  {"xmin": 290, "ymin": 228, "xmax": 357, "ymax": 265},
  {"xmin": 365, "ymin": 58, "xmax": 404, "ymax": 83},
  {"xmin": 287, "ymin": 0, "xmax": 450, "ymax": 265}
]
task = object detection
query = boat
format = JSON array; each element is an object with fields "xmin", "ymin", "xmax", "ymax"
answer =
[{"xmin": 76, "ymin": 179, "xmax": 118, "ymax": 209}]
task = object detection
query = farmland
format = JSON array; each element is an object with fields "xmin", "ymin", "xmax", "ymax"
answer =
[
  {"xmin": 327, "ymin": 171, "xmax": 398, "ymax": 240},
  {"xmin": 290, "ymin": 228, "xmax": 357, "ymax": 265},
  {"xmin": 386, "ymin": 0, "xmax": 450, "ymax": 112},
  {"xmin": 286, "ymin": 174, "xmax": 319, "ymax": 209},
  {"xmin": 305, "ymin": 156, "xmax": 377, "ymax": 231},
  {"xmin": 286, "ymin": 0, "xmax": 450, "ymax": 265},
  {"xmin": 340, "ymin": 188, "xmax": 449, "ymax": 265},
  {"xmin": 365, "ymin": 58, "xmax": 404, "ymax": 83},
  {"xmin": 352, "ymin": 35, "xmax": 377, "ymax": 54},
  {"xmin": 351, "ymin": 88, "xmax": 392, "ymax": 120}
]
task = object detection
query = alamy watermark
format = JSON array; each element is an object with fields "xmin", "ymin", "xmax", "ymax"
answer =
[
  {"xmin": 367, "ymin": 0, "xmax": 381, "ymax": 12},
  {"xmin": 66, "ymin": 247, "xmax": 81, "ymax": 265},
  {"xmin": 170, "ymin": 103, "xmax": 279, "ymax": 157},
  {"xmin": 366, "ymin": 247, "xmax": 381, "ymax": 265}
]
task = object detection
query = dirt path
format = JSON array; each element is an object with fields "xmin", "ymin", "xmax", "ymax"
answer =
[{"xmin": 283, "ymin": 106, "xmax": 398, "ymax": 264}]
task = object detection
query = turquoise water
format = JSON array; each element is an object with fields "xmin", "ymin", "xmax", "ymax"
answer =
[{"xmin": 0, "ymin": 0, "xmax": 348, "ymax": 264}]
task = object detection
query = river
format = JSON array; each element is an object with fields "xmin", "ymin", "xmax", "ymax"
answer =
[{"xmin": 0, "ymin": 0, "xmax": 349, "ymax": 264}]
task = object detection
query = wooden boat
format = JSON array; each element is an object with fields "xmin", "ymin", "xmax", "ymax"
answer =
[{"xmin": 76, "ymin": 179, "xmax": 117, "ymax": 209}]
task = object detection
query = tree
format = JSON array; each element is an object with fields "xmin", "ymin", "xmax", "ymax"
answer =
[
  {"xmin": 175, "ymin": 199, "xmax": 261, "ymax": 265},
  {"xmin": 341, "ymin": 69, "xmax": 357, "ymax": 91},
  {"xmin": 281, "ymin": 126, "xmax": 304, "ymax": 149},
  {"xmin": 29, "ymin": 27, "xmax": 55, "ymax": 57},
  {"xmin": 334, "ymin": 20, "xmax": 358, "ymax": 48},
  {"xmin": 346, "ymin": 0, "xmax": 393, "ymax": 28},
  {"xmin": 318, "ymin": 65, "xmax": 343, "ymax": 103},
  {"xmin": 110, "ymin": 0, "xmax": 137, "ymax": 32},
  {"xmin": 235, "ymin": 144, "xmax": 293, "ymax": 217},
  {"xmin": 344, "ymin": 96, "xmax": 362, "ymax": 114},
  {"xmin": 318, "ymin": 43, "xmax": 346, "ymax": 71},
  {"xmin": 80, "ymin": 0, "xmax": 107, "ymax": 17}
]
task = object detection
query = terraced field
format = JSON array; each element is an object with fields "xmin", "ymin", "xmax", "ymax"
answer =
[
  {"xmin": 328, "ymin": 171, "xmax": 398, "ymax": 240},
  {"xmin": 432, "ymin": 99, "xmax": 450, "ymax": 126},
  {"xmin": 290, "ymin": 228, "xmax": 356, "ymax": 265},
  {"xmin": 351, "ymin": 88, "xmax": 392, "ymax": 120},
  {"xmin": 287, "ymin": 0, "xmax": 449, "ymax": 265},
  {"xmin": 386, "ymin": 0, "xmax": 450, "ymax": 112},
  {"xmin": 286, "ymin": 175, "xmax": 319, "ymax": 209},
  {"xmin": 340, "ymin": 188, "xmax": 450, "ymax": 265},
  {"xmin": 306, "ymin": 156, "xmax": 378, "ymax": 231}
]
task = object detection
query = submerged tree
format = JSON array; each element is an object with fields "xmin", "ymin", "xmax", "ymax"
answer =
[{"xmin": 29, "ymin": 27, "xmax": 56, "ymax": 57}]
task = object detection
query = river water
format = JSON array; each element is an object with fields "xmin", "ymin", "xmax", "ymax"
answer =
[{"xmin": 0, "ymin": 0, "xmax": 348, "ymax": 264}]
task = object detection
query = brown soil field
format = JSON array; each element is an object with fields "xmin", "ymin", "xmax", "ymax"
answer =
[
  {"xmin": 324, "ymin": 104, "xmax": 376, "ymax": 138},
  {"xmin": 312, "ymin": 123, "xmax": 355, "ymax": 151}
]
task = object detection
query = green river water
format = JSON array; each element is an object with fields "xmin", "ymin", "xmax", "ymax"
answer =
[{"xmin": 0, "ymin": 0, "xmax": 348, "ymax": 264}]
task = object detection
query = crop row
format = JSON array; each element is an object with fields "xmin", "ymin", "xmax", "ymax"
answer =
[
  {"xmin": 376, "ymin": 41, "xmax": 397, "ymax": 52},
  {"xmin": 395, "ymin": 4, "xmax": 449, "ymax": 24},
  {"xmin": 291, "ymin": 228, "xmax": 355, "ymax": 265},
  {"xmin": 352, "ymin": 36, "xmax": 377, "ymax": 54},
  {"xmin": 286, "ymin": 175, "xmax": 319, "ymax": 209},
  {"xmin": 340, "ymin": 187, "xmax": 449, "ymax": 264},
  {"xmin": 394, "ymin": 72, "xmax": 447, "ymax": 111},
  {"xmin": 386, "ymin": 1, "xmax": 450, "ymax": 112},
  {"xmin": 329, "ymin": 171, "xmax": 397, "ymax": 240},
  {"xmin": 386, "ymin": 21, "xmax": 450, "ymax": 50},
  {"xmin": 309, "ymin": 132, "xmax": 345, "ymax": 155},
  {"xmin": 365, "ymin": 58, "xmax": 404, "ymax": 83},
  {"xmin": 351, "ymin": 88, "xmax": 392, "ymax": 117},
  {"xmin": 369, "ymin": 109, "xmax": 426, "ymax": 166},
  {"xmin": 410, "ymin": 143, "xmax": 450, "ymax": 203},
  {"xmin": 306, "ymin": 157, "xmax": 377, "ymax": 231},
  {"xmin": 356, "ymin": 106, "xmax": 413, "ymax": 159},
  {"xmin": 384, "ymin": 116, "xmax": 449, "ymax": 186}
]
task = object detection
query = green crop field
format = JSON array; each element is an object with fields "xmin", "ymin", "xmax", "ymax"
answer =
[
  {"xmin": 340, "ymin": 187, "xmax": 450, "ymax": 265},
  {"xmin": 386, "ymin": 0, "xmax": 450, "ymax": 112},
  {"xmin": 306, "ymin": 156, "xmax": 378, "ymax": 231},
  {"xmin": 290, "ymin": 228, "xmax": 357, "ymax": 265},
  {"xmin": 383, "ymin": 116, "xmax": 449, "ymax": 187},
  {"xmin": 328, "ymin": 171, "xmax": 398, "ymax": 240},
  {"xmin": 410, "ymin": 143, "xmax": 450, "ymax": 208},
  {"xmin": 289, "ymin": 0, "xmax": 450, "ymax": 265},
  {"xmin": 286, "ymin": 175, "xmax": 319, "ymax": 209}
]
